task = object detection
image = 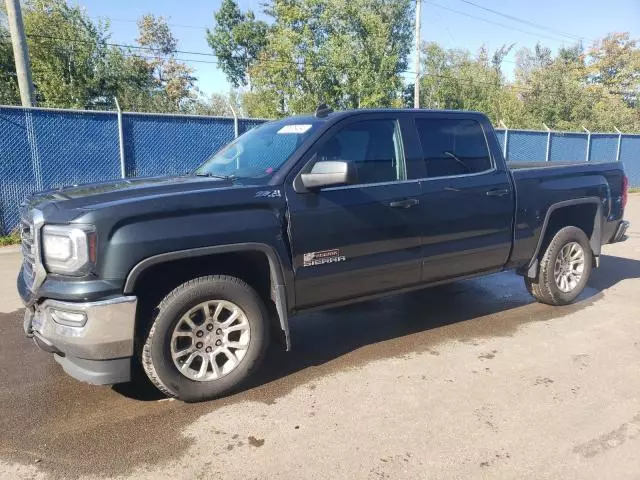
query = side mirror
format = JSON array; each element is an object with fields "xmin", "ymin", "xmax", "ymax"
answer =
[{"xmin": 300, "ymin": 161, "xmax": 357, "ymax": 190}]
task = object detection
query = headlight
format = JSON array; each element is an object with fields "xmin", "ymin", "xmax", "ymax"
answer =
[{"xmin": 42, "ymin": 225, "xmax": 96, "ymax": 275}]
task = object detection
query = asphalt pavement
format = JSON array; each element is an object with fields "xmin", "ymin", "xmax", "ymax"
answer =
[{"xmin": 1, "ymin": 196, "xmax": 639, "ymax": 480}]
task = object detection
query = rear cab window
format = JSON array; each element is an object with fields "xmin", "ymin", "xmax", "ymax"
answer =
[{"xmin": 414, "ymin": 117, "xmax": 493, "ymax": 178}]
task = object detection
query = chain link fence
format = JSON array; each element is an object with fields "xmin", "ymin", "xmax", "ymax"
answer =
[
  {"xmin": 494, "ymin": 128, "xmax": 640, "ymax": 187},
  {"xmin": 1, "ymin": 105, "xmax": 639, "ymax": 234},
  {"xmin": 122, "ymin": 113, "xmax": 237, "ymax": 177}
]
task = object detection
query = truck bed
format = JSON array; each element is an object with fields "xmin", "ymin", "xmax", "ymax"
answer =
[
  {"xmin": 508, "ymin": 161, "xmax": 614, "ymax": 170},
  {"xmin": 506, "ymin": 159, "xmax": 626, "ymax": 269}
]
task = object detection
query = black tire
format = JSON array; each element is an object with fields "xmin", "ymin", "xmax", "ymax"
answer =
[
  {"xmin": 525, "ymin": 226, "xmax": 593, "ymax": 306},
  {"xmin": 141, "ymin": 275, "xmax": 269, "ymax": 402}
]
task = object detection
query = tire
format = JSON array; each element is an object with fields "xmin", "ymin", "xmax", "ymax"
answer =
[
  {"xmin": 525, "ymin": 226, "xmax": 593, "ymax": 306},
  {"xmin": 141, "ymin": 275, "xmax": 269, "ymax": 402}
]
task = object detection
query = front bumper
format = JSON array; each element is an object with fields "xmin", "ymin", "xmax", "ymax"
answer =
[{"xmin": 24, "ymin": 296, "xmax": 137, "ymax": 385}]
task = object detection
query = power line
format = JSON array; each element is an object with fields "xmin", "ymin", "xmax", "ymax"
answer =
[
  {"xmin": 1, "ymin": 33, "xmax": 634, "ymax": 100},
  {"xmin": 429, "ymin": 2, "xmax": 573, "ymax": 45},
  {"xmin": 18, "ymin": 32, "xmax": 218, "ymax": 58},
  {"xmin": 126, "ymin": 52, "xmax": 636, "ymax": 99},
  {"xmin": 104, "ymin": 17, "xmax": 208, "ymax": 31},
  {"xmin": 458, "ymin": 0, "xmax": 593, "ymax": 43},
  {"xmin": 0, "ymin": 33, "xmax": 527, "ymax": 92}
]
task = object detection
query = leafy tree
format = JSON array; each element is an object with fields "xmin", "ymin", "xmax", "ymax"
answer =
[
  {"xmin": 516, "ymin": 44, "xmax": 590, "ymax": 129},
  {"xmin": 1, "ymin": 0, "xmax": 639, "ymax": 132},
  {"xmin": 0, "ymin": 16, "xmax": 20, "ymax": 105},
  {"xmin": 587, "ymin": 33, "xmax": 640, "ymax": 108},
  {"xmin": 515, "ymin": 43, "xmax": 552, "ymax": 83},
  {"xmin": 417, "ymin": 42, "xmax": 524, "ymax": 126},
  {"xmin": 0, "ymin": 3, "xmax": 198, "ymax": 113},
  {"xmin": 206, "ymin": 0, "xmax": 268, "ymax": 88},
  {"xmin": 208, "ymin": 0, "xmax": 414, "ymax": 117},
  {"xmin": 515, "ymin": 40, "xmax": 639, "ymax": 131},
  {"xmin": 193, "ymin": 91, "xmax": 243, "ymax": 116},
  {"xmin": 21, "ymin": 0, "xmax": 112, "ymax": 108},
  {"xmin": 128, "ymin": 14, "xmax": 197, "ymax": 112}
]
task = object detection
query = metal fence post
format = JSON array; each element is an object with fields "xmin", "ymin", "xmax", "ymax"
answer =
[
  {"xmin": 226, "ymin": 100, "xmax": 240, "ymax": 168},
  {"xmin": 114, "ymin": 98, "xmax": 126, "ymax": 179},
  {"xmin": 499, "ymin": 120, "xmax": 508, "ymax": 160},
  {"xmin": 227, "ymin": 101, "xmax": 239, "ymax": 139},
  {"xmin": 543, "ymin": 123, "xmax": 551, "ymax": 162},
  {"xmin": 582, "ymin": 125, "xmax": 591, "ymax": 161},
  {"xmin": 24, "ymin": 107, "xmax": 43, "ymax": 190},
  {"xmin": 614, "ymin": 127, "xmax": 622, "ymax": 162}
]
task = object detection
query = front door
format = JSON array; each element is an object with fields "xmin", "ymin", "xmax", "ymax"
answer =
[{"xmin": 285, "ymin": 115, "xmax": 424, "ymax": 309}]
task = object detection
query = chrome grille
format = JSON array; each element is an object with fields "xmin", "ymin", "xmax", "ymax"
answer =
[{"xmin": 20, "ymin": 215, "xmax": 36, "ymax": 289}]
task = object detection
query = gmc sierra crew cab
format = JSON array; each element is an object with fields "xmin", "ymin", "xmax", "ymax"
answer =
[{"xmin": 18, "ymin": 107, "xmax": 630, "ymax": 402}]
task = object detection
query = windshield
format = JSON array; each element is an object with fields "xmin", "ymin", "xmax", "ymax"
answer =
[{"xmin": 195, "ymin": 120, "xmax": 320, "ymax": 180}]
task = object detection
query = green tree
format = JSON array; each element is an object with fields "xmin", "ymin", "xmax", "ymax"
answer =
[
  {"xmin": 193, "ymin": 91, "xmax": 243, "ymax": 116},
  {"xmin": 587, "ymin": 32, "xmax": 640, "ymax": 108},
  {"xmin": 208, "ymin": 0, "xmax": 414, "ymax": 117},
  {"xmin": 21, "ymin": 0, "xmax": 113, "ymax": 108},
  {"xmin": 417, "ymin": 42, "xmax": 523, "ymax": 126},
  {"xmin": 588, "ymin": 33, "xmax": 639, "ymax": 90},
  {"xmin": 206, "ymin": 0, "xmax": 268, "ymax": 88},
  {"xmin": 515, "ymin": 44, "xmax": 591, "ymax": 129},
  {"xmin": 127, "ymin": 14, "xmax": 197, "ymax": 112},
  {"xmin": 0, "ymin": 16, "xmax": 20, "ymax": 105},
  {"xmin": 1, "ymin": 4, "xmax": 198, "ymax": 113},
  {"xmin": 515, "ymin": 43, "xmax": 552, "ymax": 84}
]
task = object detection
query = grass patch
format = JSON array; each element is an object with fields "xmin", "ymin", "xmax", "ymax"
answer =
[
  {"xmin": 0, "ymin": 231, "xmax": 20, "ymax": 246},
  {"xmin": 629, "ymin": 187, "xmax": 640, "ymax": 194}
]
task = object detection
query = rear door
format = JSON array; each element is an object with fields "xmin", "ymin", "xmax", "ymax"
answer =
[
  {"xmin": 412, "ymin": 114, "xmax": 514, "ymax": 281},
  {"xmin": 285, "ymin": 113, "xmax": 424, "ymax": 309}
]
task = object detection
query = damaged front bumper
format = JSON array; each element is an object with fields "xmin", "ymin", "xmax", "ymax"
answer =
[{"xmin": 23, "ymin": 296, "xmax": 137, "ymax": 385}]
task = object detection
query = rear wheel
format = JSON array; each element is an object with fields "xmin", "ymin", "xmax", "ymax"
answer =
[
  {"xmin": 141, "ymin": 275, "xmax": 269, "ymax": 402},
  {"xmin": 525, "ymin": 226, "xmax": 592, "ymax": 306}
]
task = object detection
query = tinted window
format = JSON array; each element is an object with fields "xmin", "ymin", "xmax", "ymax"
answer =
[
  {"xmin": 415, "ymin": 118, "xmax": 492, "ymax": 178},
  {"xmin": 316, "ymin": 119, "xmax": 405, "ymax": 185}
]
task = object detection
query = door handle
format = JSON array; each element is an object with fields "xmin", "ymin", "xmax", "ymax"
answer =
[
  {"xmin": 389, "ymin": 198, "xmax": 420, "ymax": 208},
  {"xmin": 485, "ymin": 188, "xmax": 509, "ymax": 197}
]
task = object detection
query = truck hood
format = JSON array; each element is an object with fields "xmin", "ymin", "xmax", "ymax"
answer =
[
  {"xmin": 20, "ymin": 174, "xmax": 286, "ymax": 228},
  {"xmin": 23, "ymin": 175, "xmax": 239, "ymax": 213}
]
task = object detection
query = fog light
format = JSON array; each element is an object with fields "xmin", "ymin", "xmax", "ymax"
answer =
[{"xmin": 50, "ymin": 309, "xmax": 87, "ymax": 327}]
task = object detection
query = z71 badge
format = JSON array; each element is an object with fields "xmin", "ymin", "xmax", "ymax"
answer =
[
  {"xmin": 303, "ymin": 249, "xmax": 346, "ymax": 267},
  {"xmin": 255, "ymin": 190, "xmax": 282, "ymax": 198}
]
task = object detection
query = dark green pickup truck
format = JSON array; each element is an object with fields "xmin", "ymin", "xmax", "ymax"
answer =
[{"xmin": 19, "ymin": 107, "xmax": 630, "ymax": 401}]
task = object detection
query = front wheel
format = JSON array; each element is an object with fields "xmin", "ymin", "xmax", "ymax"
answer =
[
  {"xmin": 525, "ymin": 226, "xmax": 593, "ymax": 306},
  {"xmin": 141, "ymin": 275, "xmax": 269, "ymax": 402}
]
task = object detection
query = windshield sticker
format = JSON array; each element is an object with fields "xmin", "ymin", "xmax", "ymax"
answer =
[{"xmin": 277, "ymin": 124, "xmax": 312, "ymax": 134}]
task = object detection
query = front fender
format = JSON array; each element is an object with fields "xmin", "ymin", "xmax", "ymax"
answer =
[{"xmin": 123, "ymin": 242, "xmax": 292, "ymax": 350}]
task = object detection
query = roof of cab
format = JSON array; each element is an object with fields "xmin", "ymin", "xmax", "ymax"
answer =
[{"xmin": 276, "ymin": 108, "xmax": 489, "ymax": 125}]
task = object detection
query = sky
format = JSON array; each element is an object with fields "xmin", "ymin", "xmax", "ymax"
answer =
[{"xmin": 77, "ymin": 0, "xmax": 640, "ymax": 97}]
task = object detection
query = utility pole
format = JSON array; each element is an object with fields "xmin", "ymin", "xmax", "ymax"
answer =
[
  {"xmin": 5, "ymin": 0, "xmax": 35, "ymax": 106},
  {"xmin": 414, "ymin": 0, "xmax": 421, "ymax": 109}
]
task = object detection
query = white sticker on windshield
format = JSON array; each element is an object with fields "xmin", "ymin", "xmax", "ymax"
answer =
[{"xmin": 277, "ymin": 124, "xmax": 312, "ymax": 134}]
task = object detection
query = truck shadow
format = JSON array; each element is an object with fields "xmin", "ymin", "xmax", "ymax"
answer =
[{"xmin": 116, "ymin": 254, "xmax": 640, "ymax": 403}]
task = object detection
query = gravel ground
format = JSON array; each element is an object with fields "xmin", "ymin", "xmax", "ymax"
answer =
[{"xmin": 0, "ymin": 196, "xmax": 639, "ymax": 480}]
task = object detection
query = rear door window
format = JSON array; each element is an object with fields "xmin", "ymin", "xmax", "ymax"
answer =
[{"xmin": 415, "ymin": 118, "xmax": 493, "ymax": 178}]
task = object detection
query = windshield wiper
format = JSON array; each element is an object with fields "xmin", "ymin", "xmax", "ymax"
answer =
[{"xmin": 194, "ymin": 172, "xmax": 237, "ymax": 180}]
